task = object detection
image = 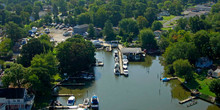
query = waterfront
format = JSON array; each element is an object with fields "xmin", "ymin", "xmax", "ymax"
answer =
[{"xmin": 57, "ymin": 50, "xmax": 220, "ymax": 110}]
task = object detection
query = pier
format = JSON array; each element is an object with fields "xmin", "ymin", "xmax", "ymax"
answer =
[
  {"xmin": 52, "ymin": 83, "xmax": 85, "ymax": 89},
  {"xmin": 179, "ymin": 96, "xmax": 196, "ymax": 104},
  {"xmin": 52, "ymin": 94, "xmax": 74, "ymax": 97},
  {"xmin": 118, "ymin": 48, "xmax": 124, "ymax": 75}
]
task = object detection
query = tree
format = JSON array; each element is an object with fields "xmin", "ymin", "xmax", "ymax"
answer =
[
  {"xmin": 139, "ymin": 29, "xmax": 157, "ymax": 50},
  {"xmin": 56, "ymin": 37, "xmax": 95, "ymax": 75},
  {"xmin": 87, "ymin": 24, "xmax": 95, "ymax": 39},
  {"xmin": 163, "ymin": 41, "xmax": 199, "ymax": 64},
  {"xmin": 144, "ymin": 7, "xmax": 157, "ymax": 25},
  {"xmin": 6, "ymin": 22, "xmax": 26, "ymax": 42},
  {"xmin": 173, "ymin": 59, "xmax": 193, "ymax": 81},
  {"xmin": 0, "ymin": 38, "xmax": 12, "ymax": 58},
  {"xmin": 119, "ymin": 18, "xmax": 139, "ymax": 39},
  {"xmin": 19, "ymin": 38, "xmax": 53, "ymax": 67},
  {"xmin": 210, "ymin": 34, "xmax": 220, "ymax": 59},
  {"xmin": 193, "ymin": 30, "xmax": 212, "ymax": 57},
  {"xmin": 1, "ymin": 63, "xmax": 27, "ymax": 88},
  {"xmin": 103, "ymin": 20, "xmax": 115, "ymax": 41},
  {"xmin": 176, "ymin": 18, "xmax": 188, "ymax": 30},
  {"xmin": 32, "ymin": 6, "xmax": 40, "ymax": 20},
  {"xmin": 209, "ymin": 79, "xmax": 220, "ymax": 98},
  {"xmin": 77, "ymin": 13, "xmax": 91, "ymax": 25},
  {"xmin": 137, "ymin": 16, "xmax": 149, "ymax": 29},
  {"xmin": 151, "ymin": 21, "xmax": 163, "ymax": 31},
  {"xmin": 53, "ymin": 4, "xmax": 59, "ymax": 16}
]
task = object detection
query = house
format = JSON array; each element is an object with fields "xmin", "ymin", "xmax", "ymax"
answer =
[
  {"xmin": 0, "ymin": 88, "xmax": 35, "ymax": 110},
  {"xmin": 154, "ymin": 30, "xmax": 162, "ymax": 38},
  {"xmin": 121, "ymin": 48, "xmax": 144, "ymax": 61},
  {"xmin": 212, "ymin": 68, "xmax": 220, "ymax": 78},
  {"xmin": 43, "ymin": 5, "xmax": 53, "ymax": 12},
  {"xmin": 73, "ymin": 24, "xmax": 89, "ymax": 35},
  {"xmin": 158, "ymin": 10, "xmax": 170, "ymax": 16},
  {"xmin": 195, "ymin": 57, "xmax": 213, "ymax": 68}
]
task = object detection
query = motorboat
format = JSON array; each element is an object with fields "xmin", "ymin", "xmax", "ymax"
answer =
[
  {"xmin": 123, "ymin": 63, "xmax": 128, "ymax": 69},
  {"xmin": 123, "ymin": 59, "xmax": 129, "ymax": 64},
  {"xmin": 67, "ymin": 96, "xmax": 75, "ymax": 106},
  {"xmin": 124, "ymin": 70, "xmax": 128, "ymax": 76},
  {"xmin": 115, "ymin": 57, "xmax": 119, "ymax": 62},
  {"xmin": 83, "ymin": 98, "xmax": 90, "ymax": 106},
  {"xmin": 114, "ymin": 68, "xmax": 120, "ymax": 75},
  {"xmin": 91, "ymin": 95, "xmax": 99, "ymax": 109},
  {"xmin": 115, "ymin": 63, "xmax": 119, "ymax": 68}
]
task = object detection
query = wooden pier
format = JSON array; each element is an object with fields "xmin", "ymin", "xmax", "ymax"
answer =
[
  {"xmin": 52, "ymin": 94, "xmax": 74, "ymax": 97},
  {"xmin": 118, "ymin": 48, "xmax": 124, "ymax": 75},
  {"xmin": 52, "ymin": 83, "xmax": 85, "ymax": 89},
  {"xmin": 179, "ymin": 96, "xmax": 196, "ymax": 104},
  {"xmin": 47, "ymin": 106, "xmax": 78, "ymax": 109}
]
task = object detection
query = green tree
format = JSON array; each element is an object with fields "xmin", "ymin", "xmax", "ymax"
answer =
[
  {"xmin": 77, "ymin": 13, "xmax": 91, "ymax": 25},
  {"xmin": 53, "ymin": 4, "xmax": 59, "ymax": 16},
  {"xmin": 2, "ymin": 63, "xmax": 27, "ymax": 88},
  {"xmin": 163, "ymin": 41, "xmax": 199, "ymax": 64},
  {"xmin": 87, "ymin": 24, "xmax": 95, "ymax": 39},
  {"xmin": 19, "ymin": 38, "xmax": 53, "ymax": 67},
  {"xmin": 139, "ymin": 29, "xmax": 157, "ymax": 50},
  {"xmin": 173, "ymin": 59, "xmax": 193, "ymax": 81},
  {"xmin": 151, "ymin": 21, "xmax": 163, "ymax": 31},
  {"xmin": 103, "ymin": 20, "xmax": 115, "ymax": 41},
  {"xmin": 209, "ymin": 79, "xmax": 220, "ymax": 98},
  {"xmin": 119, "ymin": 18, "xmax": 139, "ymax": 38},
  {"xmin": 144, "ymin": 7, "xmax": 157, "ymax": 25},
  {"xmin": 137, "ymin": 16, "xmax": 149, "ymax": 29},
  {"xmin": 6, "ymin": 22, "xmax": 26, "ymax": 42},
  {"xmin": 56, "ymin": 37, "xmax": 95, "ymax": 75},
  {"xmin": 0, "ymin": 38, "xmax": 12, "ymax": 58},
  {"xmin": 210, "ymin": 34, "xmax": 220, "ymax": 59}
]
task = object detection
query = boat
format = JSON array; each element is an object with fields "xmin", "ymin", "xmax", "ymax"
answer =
[
  {"xmin": 124, "ymin": 70, "xmax": 128, "ymax": 76},
  {"xmin": 115, "ymin": 57, "xmax": 119, "ymax": 62},
  {"xmin": 91, "ymin": 95, "xmax": 99, "ymax": 109},
  {"xmin": 114, "ymin": 68, "xmax": 120, "ymax": 75},
  {"xmin": 161, "ymin": 78, "xmax": 170, "ymax": 82},
  {"xmin": 67, "ymin": 96, "xmax": 76, "ymax": 106},
  {"xmin": 123, "ymin": 59, "xmax": 129, "ymax": 64},
  {"xmin": 83, "ymin": 98, "xmax": 90, "ymax": 106},
  {"xmin": 115, "ymin": 63, "xmax": 119, "ymax": 68},
  {"xmin": 123, "ymin": 63, "xmax": 128, "ymax": 69}
]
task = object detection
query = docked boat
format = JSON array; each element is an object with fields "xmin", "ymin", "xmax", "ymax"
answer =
[
  {"xmin": 124, "ymin": 70, "xmax": 129, "ymax": 76},
  {"xmin": 115, "ymin": 63, "xmax": 119, "ymax": 68},
  {"xmin": 83, "ymin": 98, "xmax": 90, "ymax": 106},
  {"xmin": 114, "ymin": 68, "xmax": 120, "ymax": 75},
  {"xmin": 91, "ymin": 95, "xmax": 99, "ymax": 109},
  {"xmin": 67, "ymin": 96, "xmax": 76, "ymax": 106}
]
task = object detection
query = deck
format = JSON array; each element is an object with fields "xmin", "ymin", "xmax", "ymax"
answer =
[
  {"xmin": 118, "ymin": 48, "xmax": 124, "ymax": 75},
  {"xmin": 179, "ymin": 96, "xmax": 196, "ymax": 104}
]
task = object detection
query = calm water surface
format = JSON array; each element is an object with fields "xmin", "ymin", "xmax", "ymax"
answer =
[{"xmin": 57, "ymin": 50, "xmax": 220, "ymax": 110}]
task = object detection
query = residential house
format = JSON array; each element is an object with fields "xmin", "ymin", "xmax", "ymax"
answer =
[
  {"xmin": 73, "ymin": 24, "xmax": 89, "ymax": 35},
  {"xmin": 0, "ymin": 88, "xmax": 35, "ymax": 110},
  {"xmin": 154, "ymin": 30, "xmax": 162, "ymax": 39},
  {"xmin": 158, "ymin": 10, "xmax": 170, "ymax": 16},
  {"xmin": 212, "ymin": 68, "xmax": 220, "ymax": 78}
]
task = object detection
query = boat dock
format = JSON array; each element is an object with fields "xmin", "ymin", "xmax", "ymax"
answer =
[
  {"xmin": 52, "ymin": 94, "xmax": 74, "ymax": 97},
  {"xmin": 118, "ymin": 48, "xmax": 124, "ymax": 75},
  {"xmin": 52, "ymin": 83, "xmax": 85, "ymax": 89},
  {"xmin": 179, "ymin": 96, "xmax": 196, "ymax": 104}
]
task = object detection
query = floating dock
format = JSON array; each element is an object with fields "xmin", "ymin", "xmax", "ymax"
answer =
[
  {"xmin": 179, "ymin": 96, "xmax": 196, "ymax": 104},
  {"xmin": 118, "ymin": 49, "xmax": 124, "ymax": 75},
  {"xmin": 52, "ymin": 94, "xmax": 74, "ymax": 97}
]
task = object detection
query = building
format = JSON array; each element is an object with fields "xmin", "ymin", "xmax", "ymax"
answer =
[
  {"xmin": 154, "ymin": 30, "xmax": 162, "ymax": 39},
  {"xmin": 121, "ymin": 48, "xmax": 144, "ymax": 61},
  {"xmin": 212, "ymin": 68, "xmax": 220, "ymax": 78},
  {"xmin": 158, "ymin": 10, "xmax": 170, "ymax": 16},
  {"xmin": 73, "ymin": 24, "xmax": 89, "ymax": 35},
  {"xmin": 0, "ymin": 88, "xmax": 35, "ymax": 110}
]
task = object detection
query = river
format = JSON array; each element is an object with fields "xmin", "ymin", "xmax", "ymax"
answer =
[{"xmin": 57, "ymin": 50, "xmax": 220, "ymax": 110}]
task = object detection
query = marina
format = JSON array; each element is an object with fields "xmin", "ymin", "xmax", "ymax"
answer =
[{"xmin": 55, "ymin": 50, "xmax": 219, "ymax": 110}]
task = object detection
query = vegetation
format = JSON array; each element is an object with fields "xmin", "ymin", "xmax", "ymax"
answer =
[{"xmin": 209, "ymin": 79, "xmax": 220, "ymax": 99}]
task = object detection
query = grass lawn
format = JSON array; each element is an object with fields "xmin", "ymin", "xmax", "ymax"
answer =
[
  {"xmin": 162, "ymin": 15, "xmax": 176, "ymax": 21},
  {"xmin": 162, "ymin": 27, "xmax": 172, "ymax": 31}
]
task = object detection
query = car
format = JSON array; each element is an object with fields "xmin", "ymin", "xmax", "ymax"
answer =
[{"xmin": 35, "ymin": 32, "xmax": 40, "ymax": 36}]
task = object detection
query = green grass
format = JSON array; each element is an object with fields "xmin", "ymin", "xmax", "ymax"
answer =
[
  {"xmin": 162, "ymin": 15, "xmax": 176, "ymax": 21},
  {"xmin": 162, "ymin": 27, "xmax": 172, "ymax": 31},
  {"xmin": 197, "ymin": 79, "xmax": 216, "ymax": 97}
]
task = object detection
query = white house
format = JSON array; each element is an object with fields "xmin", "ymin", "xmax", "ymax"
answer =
[
  {"xmin": 212, "ymin": 68, "xmax": 220, "ymax": 78},
  {"xmin": 0, "ymin": 88, "xmax": 35, "ymax": 110}
]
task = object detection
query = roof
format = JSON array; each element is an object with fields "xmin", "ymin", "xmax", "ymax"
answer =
[
  {"xmin": 214, "ymin": 69, "xmax": 220, "ymax": 73},
  {"xmin": 0, "ymin": 88, "xmax": 25, "ymax": 99},
  {"xmin": 121, "ymin": 48, "xmax": 143, "ymax": 54},
  {"xmin": 74, "ymin": 24, "xmax": 89, "ymax": 29}
]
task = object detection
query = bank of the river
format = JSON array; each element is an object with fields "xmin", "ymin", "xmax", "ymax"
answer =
[{"xmin": 55, "ymin": 50, "xmax": 219, "ymax": 110}]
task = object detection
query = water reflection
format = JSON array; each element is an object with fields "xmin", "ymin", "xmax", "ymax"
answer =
[{"xmin": 129, "ymin": 55, "xmax": 155, "ymax": 67}]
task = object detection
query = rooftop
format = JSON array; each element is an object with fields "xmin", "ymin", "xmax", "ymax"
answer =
[
  {"xmin": 74, "ymin": 24, "xmax": 89, "ymax": 29},
  {"xmin": 0, "ymin": 88, "xmax": 25, "ymax": 99},
  {"xmin": 121, "ymin": 48, "xmax": 144, "ymax": 54}
]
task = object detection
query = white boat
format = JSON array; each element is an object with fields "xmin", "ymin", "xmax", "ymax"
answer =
[
  {"xmin": 91, "ymin": 95, "xmax": 99, "ymax": 109},
  {"xmin": 83, "ymin": 98, "xmax": 90, "ymax": 105},
  {"xmin": 114, "ymin": 68, "xmax": 120, "ymax": 75},
  {"xmin": 123, "ymin": 59, "xmax": 129, "ymax": 64},
  {"xmin": 123, "ymin": 63, "xmax": 128, "ymax": 69},
  {"xmin": 115, "ymin": 57, "xmax": 119, "ymax": 62},
  {"xmin": 124, "ymin": 70, "xmax": 129, "ymax": 76},
  {"xmin": 67, "ymin": 96, "xmax": 75, "ymax": 106}
]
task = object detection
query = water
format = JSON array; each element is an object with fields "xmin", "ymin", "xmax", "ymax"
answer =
[{"xmin": 57, "ymin": 50, "xmax": 220, "ymax": 110}]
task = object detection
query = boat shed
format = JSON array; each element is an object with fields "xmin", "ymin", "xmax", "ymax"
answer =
[{"xmin": 120, "ymin": 48, "xmax": 144, "ymax": 61}]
